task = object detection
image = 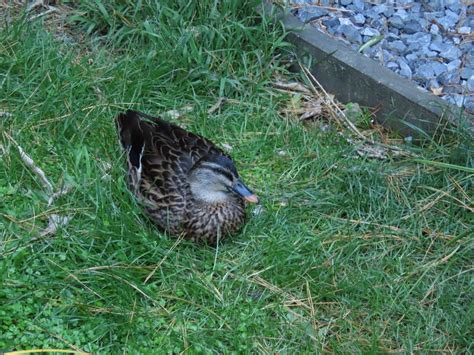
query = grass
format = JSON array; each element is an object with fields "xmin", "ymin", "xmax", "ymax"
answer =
[{"xmin": 0, "ymin": 0, "xmax": 473, "ymax": 353}]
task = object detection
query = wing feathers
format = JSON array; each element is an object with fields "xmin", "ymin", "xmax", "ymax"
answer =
[{"xmin": 118, "ymin": 110, "xmax": 226, "ymax": 172}]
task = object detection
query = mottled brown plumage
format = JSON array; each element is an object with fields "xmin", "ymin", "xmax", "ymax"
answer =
[{"xmin": 116, "ymin": 110, "xmax": 258, "ymax": 245}]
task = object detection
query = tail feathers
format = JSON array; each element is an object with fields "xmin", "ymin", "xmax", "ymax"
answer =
[
  {"xmin": 116, "ymin": 110, "xmax": 152, "ymax": 190},
  {"xmin": 116, "ymin": 110, "xmax": 148, "ymax": 170}
]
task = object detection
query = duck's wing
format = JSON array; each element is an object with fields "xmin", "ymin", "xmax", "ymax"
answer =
[{"xmin": 132, "ymin": 110, "xmax": 228, "ymax": 169}]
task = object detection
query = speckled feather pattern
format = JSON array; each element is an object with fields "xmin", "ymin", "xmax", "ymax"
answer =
[
  {"xmin": 116, "ymin": 110, "xmax": 247, "ymax": 245},
  {"xmin": 184, "ymin": 198, "xmax": 245, "ymax": 245}
]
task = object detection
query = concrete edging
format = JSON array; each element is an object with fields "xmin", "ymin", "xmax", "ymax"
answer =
[{"xmin": 261, "ymin": 1, "xmax": 474, "ymax": 137}]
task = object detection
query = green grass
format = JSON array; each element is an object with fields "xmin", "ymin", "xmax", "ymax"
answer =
[{"xmin": 1, "ymin": 1, "xmax": 473, "ymax": 353}]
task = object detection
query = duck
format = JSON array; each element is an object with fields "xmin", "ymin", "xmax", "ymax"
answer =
[{"xmin": 116, "ymin": 110, "xmax": 259, "ymax": 245}]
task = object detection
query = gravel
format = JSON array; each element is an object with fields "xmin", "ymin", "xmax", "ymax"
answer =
[
  {"xmin": 467, "ymin": 77, "xmax": 474, "ymax": 91},
  {"xmin": 291, "ymin": 0, "xmax": 473, "ymax": 114}
]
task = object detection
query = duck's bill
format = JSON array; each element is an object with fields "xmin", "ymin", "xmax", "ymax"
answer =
[
  {"xmin": 233, "ymin": 180, "xmax": 260, "ymax": 204},
  {"xmin": 244, "ymin": 194, "xmax": 259, "ymax": 204}
]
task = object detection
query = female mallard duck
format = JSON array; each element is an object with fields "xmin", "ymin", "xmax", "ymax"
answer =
[{"xmin": 116, "ymin": 110, "xmax": 259, "ymax": 245}]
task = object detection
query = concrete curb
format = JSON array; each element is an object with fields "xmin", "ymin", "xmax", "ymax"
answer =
[{"xmin": 261, "ymin": 1, "xmax": 474, "ymax": 137}]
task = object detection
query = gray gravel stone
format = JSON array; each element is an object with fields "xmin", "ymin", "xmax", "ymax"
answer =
[
  {"xmin": 383, "ymin": 6, "xmax": 395, "ymax": 18},
  {"xmin": 461, "ymin": 67, "xmax": 474, "ymax": 79},
  {"xmin": 405, "ymin": 33, "xmax": 431, "ymax": 47},
  {"xmin": 437, "ymin": 10, "xmax": 460, "ymax": 30},
  {"xmin": 362, "ymin": 47, "xmax": 377, "ymax": 56},
  {"xmin": 386, "ymin": 61, "xmax": 399, "ymax": 70},
  {"xmin": 439, "ymin": 71, "xmax": 460, "ymax": 85},
  {"xmin": 410, "ymin": 3, "xmax": 422, "ymax": 13},
  {"xmin": 446, "ymin": 0, "xmax": 463, "ymax": 13},
  {"xmin": 351, "ymin": 0, "xmax": 364, "ymax": 11},
  {"xmin": 445, "ymin": 94, "xmax": 464, "ymax": 107},
  {"xmin": 467, "ymin": 76, "xmax": 474, "ymax": 91},
  {"xmin": 398, "ymin": 59, "xmax": 413, "ymax": 78},
  {"xmin": 465, "ymin": 50, "xmax": 474, "ymax": 66},
  {"xmin": 388, "ymin": 16, "xmax": 404, "ymax": 29},
  {"xmin": 465, "ymin": 99, "xmax": 474, "ymax": 112},
  {"xmin": 338, "ymin": 24, "xmax": 362, "ymax": 43},
  {"xmin": 372, "ymin": 4, "xmax": 386, "ymax": 14},
  {"xmin": 380, "ymin": 49, "xmax": 395, "ymax": 63},
  {"xmin": 439, "ymin": 45, "xmax": 462, "ymax": 61},
  {"xmin": 465, "ymin": 97, "xmax": 474, "ymax": 110},
  {"xmin": 385, "ymin": 33, "xmax": 400, "ymax": 41},
  {"xmin": 298, "ymin": 8, "xmax": 329, "ymax": 22},
  {"xmin": 419, "ymin": 48, "xmax": 438, "ymax": 58},
  {"xmin": 416, "ymin": 63, "xmax": 436, "ymax": 80},
  {"xmin": 352, "ymin": 13, "xmax": 365, "ymax": 25},
  {"xmin": 427, "ymin": 0, "xmax": 444, "ymax": 11},
  {"xmin": 395, "ymin": 9, "xmax": 410, "ymax": 21},
  {"xmin": 406, "ymin": 53, "xmax": 418, "ymax": 62},
  {"xmin": 429, "ymin": 39, "xmax": 444, "ymax": 52},
  {"xmin": 322, "ymin": 18, "xmax": 339, "ymax": 29},
  {"xmin": 361, "ymin": 27, "xmax": 380, "ymax": 36},
  {"xmin": 365, "ymin": 9, "xmax": 379, "ymax": 21},
  {"xmin": 431, "ymin": 62, "xmax": 447, "ymax": 76},
  {"xmin": 430, "ymin": 24, "xmax": 440, "ymax": 35},
  {"xmin": 370, "ymin": 18, "xmax": 386, "ymax": 29},
  {"xmin": 403, "ymin": 20, "xmax": 424, "ymax": 34},
  {"xmin": 341, "ymin": 0, "xmax": 352, "ymax": 5},
  {"xmin": 339, "ymin": 18, "xmax": 353, "ymax": 26},
  {"xmin": 446, "ymin": 59, "xmax": 461, "ymax": 72},
  {"xmin": 443, "ymin": 84, "xmax": 463, "ymax": 94},
  {"xmin": 389, "ymin": 28, "xmax": 400, "ymax": 35},
  {"xmin": 424, "ymin": 11, "xmax": 444, "ymax": 21},
  {"xmin": 458, "ymin": 26, "xmax": 471, "ymax": 34},
  {"xmin": 385, "ymin": 40, "xmax": 407, "ymax": 53}
]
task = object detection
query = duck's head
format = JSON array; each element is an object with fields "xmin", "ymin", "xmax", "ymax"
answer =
[{"xmin": 188, "ymin": 154, "xmax": 259, "ymax": 205}]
